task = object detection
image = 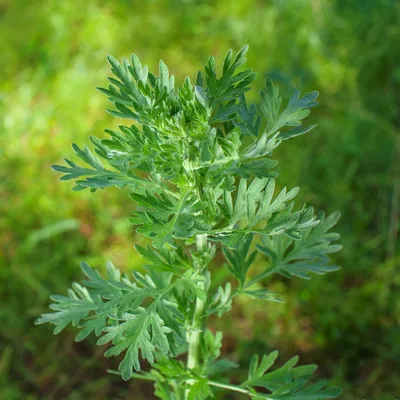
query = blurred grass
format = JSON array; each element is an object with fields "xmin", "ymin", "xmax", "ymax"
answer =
[{"xmin": 1, "ymin": 0, "xmax": 399, "ymax": 399}]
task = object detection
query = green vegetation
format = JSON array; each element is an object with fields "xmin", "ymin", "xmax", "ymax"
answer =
[
  {"xmin": 1, "ymin": 1, "xmax": 399, "ymax": 399},
  {"xmin": 36, "ymin": 45, "xmax": 342, "ymax": 399}
]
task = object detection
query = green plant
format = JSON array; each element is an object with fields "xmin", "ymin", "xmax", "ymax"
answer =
[{"xmin": 36, "ymin": 45, "xmax": 342, "ymax": 399}]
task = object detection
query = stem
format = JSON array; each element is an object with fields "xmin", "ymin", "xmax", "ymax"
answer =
[
  {"xmin": 187, "ymin": 295, "xmax": 205, "ymax": 370},
  {"xmin": 208, "ymin": 381, "xmax": 249, "ymax": 394},
  {"xmin": 185, "ymin": 233, "xmax": 207, "ymax": 397},
  {"xmin": 244, "ymin": 266, "xmax": 277, "ymax": 288},
  {"xmin": 106, "ymin": 369, "xmax": 156, "ymax": 381},
  {"xmin": 208, "ymin": 380, "xmax": 274, "ymax": 399}
]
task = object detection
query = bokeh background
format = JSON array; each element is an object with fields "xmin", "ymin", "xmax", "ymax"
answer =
[{"xmin": 1, "ymin": 0, "xmax": 400, "ymax": 399}]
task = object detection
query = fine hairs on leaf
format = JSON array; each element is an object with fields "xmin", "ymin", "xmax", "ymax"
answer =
[{"xmin": 37, "ymin": 45, "xmax": 343, "ymax": 399}]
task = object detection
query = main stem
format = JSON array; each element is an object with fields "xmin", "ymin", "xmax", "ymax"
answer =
[
  {"xmin": 187, "ymin": 233, "xmax": 207, "ymax": 369},
  {"xmin": 185, "ymin": 233, "xmax": 207, "ymax": 397}
]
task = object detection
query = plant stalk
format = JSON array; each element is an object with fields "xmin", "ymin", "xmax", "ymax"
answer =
[
  {"xmin": 185, "ymin": 233, "xmax": 207, "ymax": 397},
  {"xmin": 207, "ymin": 380, "xmax": 274, "ymax": 399},
  {"xmin": 187, "ymin": 294, "xmax": 205, "ymax": 370}
]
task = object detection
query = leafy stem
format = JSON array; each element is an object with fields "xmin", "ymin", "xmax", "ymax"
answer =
[{"xmin": 38, "ymin": 46, "xmax": 342, "ymax": 400}]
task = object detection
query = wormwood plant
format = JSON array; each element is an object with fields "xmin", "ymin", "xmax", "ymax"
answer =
[{"xmin": 37, "ymin": 46, "xmax": 342, "ymax": 399}]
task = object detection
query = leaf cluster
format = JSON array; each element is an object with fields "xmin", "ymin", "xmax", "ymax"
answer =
[
  {"xmin": 51, "ymin": 46, "xmax": 320, "ymax": 251},
  {"xmin": 39, "ymin": 46, "xmax": 343, "ymax": 399},
  {"xmin": 36, "ymin": 258, "xmax": 204, "ymax": 381}
]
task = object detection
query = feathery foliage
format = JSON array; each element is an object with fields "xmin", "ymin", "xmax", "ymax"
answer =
[{"xmin": 37, "ymin": 46, "xmax": 342, "ymax": 399}]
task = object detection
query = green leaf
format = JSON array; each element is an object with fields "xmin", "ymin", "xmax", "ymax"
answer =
[
  {"xmin": 222, "ymin": 235, "xmax": 256, "ymax": 285},
  {"xmin": 159, "ymin": 60, "xmax": 170, "ymax": 88},
  {"xmin": 100, "ymin": 311, "xmax": 172, "ymax": 380},
  {"xmin": 35, "ymin": 283, "xmax": 103, "ymax": 334},
  {"xmin": 214, "ymin": 178, "xmax": 315, "ymax": 248},
  {"xmin": 206, "ymin": 283, "xmax": 232, "ymax": 317},
  {"xmin": 261, "ymin": 79, "xmax": 318, "ymax": 137},
  {"xmin": 187, "ymin": 378, "xmax": 213, "ymax": 400},
  {"xmin": 242, "ymin": 351, "xmax": 341, "ymax": 399},
  {"xmin": 256, "ymin": 210, "xmax": 341, "ymax": 280},
  {"xmin": 131, "ymin": 191, "xmax": 209, "ymax": 248},
  {"xmin": 205, "ymin": 45, "xmax": 255, "ymax": 108},
  {"xmin": 135, "ymin": 244, "xmax": 189, "ymax": 273},
  {"xmin": 247, "ymin": 351, "xmax": 279, "ymax": 383},
  {"xmin": 52, "ymin": 142, "xmax": 151, "ymax": 192},
  {"xmin": 235, "ymin": 158, "xmax": 279, "ymax": 179},
  {"xmin": 38, "ymin": 261, "xmax": 187, "ymax": 379},
  {"xmin": 75, "ymin": 314, "xmax": 108, "ymax": 342},
  {"xmin": 240, "ymin": 288, "xmax": 282, "ymax": 303}
]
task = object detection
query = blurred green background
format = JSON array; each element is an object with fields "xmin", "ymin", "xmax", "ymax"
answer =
[{"xmin": 1, "ymin": 0, "xmax": 399, "ymax": 399}]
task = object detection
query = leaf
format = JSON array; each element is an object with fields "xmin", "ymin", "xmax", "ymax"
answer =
[
  {"xmin": 206, "ymin": 283, "xmax": 232, "ymax": 317},
  {"xmin": 261, "ymin": 79, "xmax": 318, "ymax": 138},
  {"xmin": 210, "ymin": 100, "xmax": 242, "ymax": 124},
  {"xmin": 201, "ymin": 330, "xmax": 224, "ymax": 363},
  {"xmin": 240, "ymin": 131, "xmax": 281, "ymax": 160},
  {"xmin": 222, "ymin": 235, "xmax": 256, "ymax": 285},
  {"xmin": 100, "ymin": 311, "xmax": 172, "ymax": 380},
  {"xmin": 247, "ymin": 351, "xmax": 279, "ymax": 383},
  {"xmin": 214, "ymin": 178, "xmax": 314, "ymax": 248},
  {"xmin": 235, "ymin": 158, "xmax": 279, "ymax": 179},
  {"xmin": 135, "ymin": 244, "xmax": 189, "ymax": 273},
  {"xmin": 187, "ymin": 378, "xmax": 213, "ymax": 400},
  {"xmin": 52, "ymin": 142, "xmax": 151, "ymax": 192},
  {"xmin": 178, "ymin": 270, "xmax": 207, "ymax": 302},
  {"xmin": 154, "ymin": 381, "xmax": 176, "ymax": 400},
  {"xmin": 131, "ymin": 191, "xmax": 209, "ymax": 248},
  {"xmin": 130, "ymin": 53, "xmax": 148, "ymax": 82},
  {"xmin": 278, "ymin": 124, "xmax": 317, "ymax": 141},
  {"xmin": 240, "ymin": 288, "xmax": 282, "ymax": 303},
  {"xmin": 205, "ymin": 45, "xmax": 256, "ymax": 107},
  {"xmin": 261, "ymin": 80, "xmax": 318, "ymax": 133},
  {"xmin": 37, "ymin": 261, "xmax": 187, "ymax": 379},
  {"xmin": 35, "ymin": 283, "xmax": 103, "ymax": 335},
  {"xmin": 159, "ymin": 60, "xmax": 170, "ymax": 88},
  {"xmin": 256, "ymin": 210, "xmax": 341, "ymax": 280},
  {"xmin": 235, "ymin": 95, "xmax": 262, "ymax": 136},
  {"xmin": 75, "ymin": 314, "xmax": 108, "ymax": 342},
  {"xmin": 243, "ymin": 351, "xmax": 341, "ymax": 399}
]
